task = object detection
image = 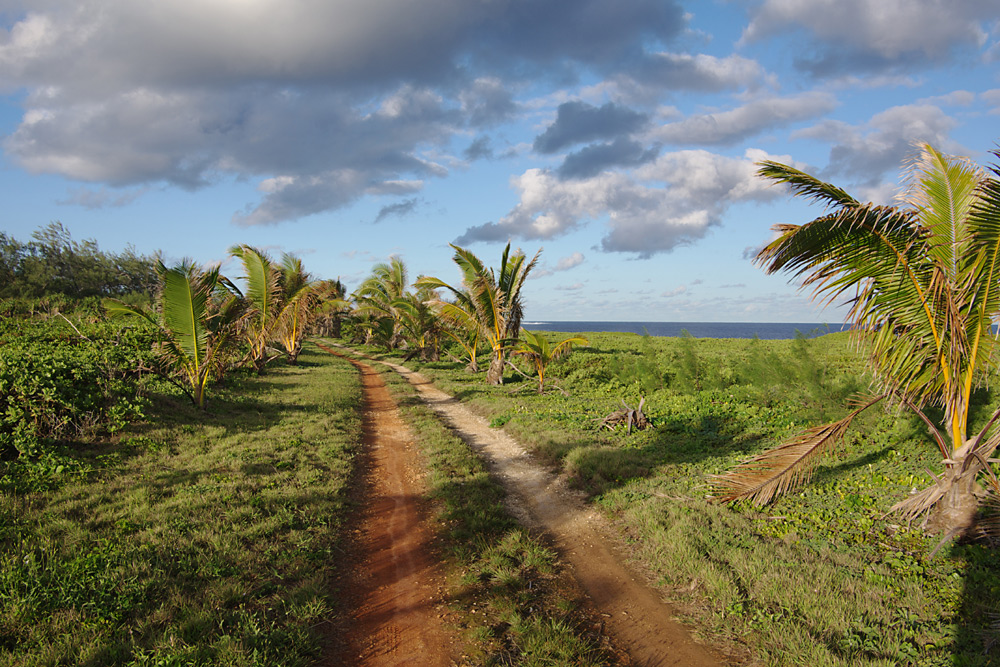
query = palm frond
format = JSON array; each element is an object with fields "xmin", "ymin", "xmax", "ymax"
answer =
[
  {"xmin": 711, "ymin": 395, "xmax": 882, "ymax": 506},
  {"xmin": 757, "ymin": 160, "xmax": 858, "ymax": 208}
]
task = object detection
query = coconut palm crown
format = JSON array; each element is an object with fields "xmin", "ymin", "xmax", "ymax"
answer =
[
  {"xmin": 417, "ymin": 243, "xmax": 540, "ymax": 385},
  {"xmin": 712, "ymin": 143, "xmax": 1000, "ymax": 535}
]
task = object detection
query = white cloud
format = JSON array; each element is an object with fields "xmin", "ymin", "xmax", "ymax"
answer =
[
  {"xmin": 457, "ymin": 148, "xmax": 789, "ymax": 257},
  {"xmin": 0, "ymin": 0, "xmax": 690, "ymax": 225},
  {"xmin": 555, "ymin": 252, "xmax": 585, "ymax": 271},
  {"xmin": 794, "ymin": 104, "xmax": 962, "ymax": 185},
  {"xmin": 741, "ymin": 0, "xmax": 1000, "ymax": 76},
  {"xmin": 653, "ymin": 92, "xmax": 837, "ymax": 145}
]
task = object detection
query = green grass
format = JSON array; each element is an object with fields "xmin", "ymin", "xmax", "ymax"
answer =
[
  {"xmin": 373, "ymin": 331, "xmax": 1000, "ymax": 666},
  {"xmin": 0, "ymin": 343, "xmax": 362, "ymax": 666},
  {"xmin": 335, "ymin": 344, "xmax": 616, "ymax": 666}
]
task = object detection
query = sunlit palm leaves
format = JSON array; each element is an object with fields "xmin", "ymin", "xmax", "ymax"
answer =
[
  {"xmin": 513, "ymin": 329, "xmax": 588, "ymax": 393},
  {"xmin": 417, "ymin": 243, "xmax": 540, "ymax": 384},
  {"xmin": 713, "ymin": 144, "xmax": 1000, "ymax": 531},
  {"xmin": 107, "ymin": 262, "xmax": 240, "ymax": 408},
  {"xmin": 229, "ymin": 244, "xmax": 282, "ymax": 373}
]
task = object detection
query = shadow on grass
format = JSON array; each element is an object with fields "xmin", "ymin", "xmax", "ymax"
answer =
[{"xmin": 952, "ymin": 540, "xmax": 1000, "ymax": 663}]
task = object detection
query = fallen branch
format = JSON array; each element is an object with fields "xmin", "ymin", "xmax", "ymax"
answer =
[{"xmin": 594, "ymin": 397, "xmax": 649, "ymax": 434}]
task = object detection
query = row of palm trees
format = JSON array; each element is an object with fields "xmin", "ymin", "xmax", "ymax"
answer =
[
  {"xmin": 351, "ymin": 243, "xmax": 586, "ymax": 391},
  {"xmin": 109, "ymin": 240, "xmax": 582, "ymax": 408},
  {"xmin": 107, "ymin": 246, "xmax": 345, "ymax": 408}
]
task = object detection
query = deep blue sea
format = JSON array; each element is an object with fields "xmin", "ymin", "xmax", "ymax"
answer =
[{"xmin": 523, "ymin": 321, "xmax": 847, "ymax": 340}]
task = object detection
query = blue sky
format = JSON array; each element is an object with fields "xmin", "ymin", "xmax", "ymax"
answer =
[{"xmin": 1, "ymin": 0, "xmax": 999, "ymax": 322}]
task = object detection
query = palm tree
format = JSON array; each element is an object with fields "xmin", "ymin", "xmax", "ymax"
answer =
[
  {"xmin": 711, "ymin": 144, "xmax": 1000, "ymax": 535},
  {"xmin": 229, "ymin": 244, "xmax": 282, "ymax": 373},
  {"xmin": 393, "ymin": 283, "xmax": 444, "ymax": 361},
  {"xmin": 353, "ymin": 257, "xmax": 409, "ymax": 349},
  {"xmin": 513, "ymin": 329, "xmax": 588, "ymax": 393},
  {"xmin": 417, "ymin": 243, "xmax": 540, "ymax": 385},
  {"xmin": 274, "ymin": 253, "xmax": 324, "ymax": 364},
  {"xmin": 106, "ymin": 262, "xmax": 241, "ymax": 408}
]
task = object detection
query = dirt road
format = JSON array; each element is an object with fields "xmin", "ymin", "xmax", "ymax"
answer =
[{"xmin": 323, "ymin": 350, "xmax": 454, "ymax": 667}]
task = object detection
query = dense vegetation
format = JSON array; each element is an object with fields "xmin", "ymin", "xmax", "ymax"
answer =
[{"xmin": 0, "ymin": 222, "xmax": 159, "ymax": 300}]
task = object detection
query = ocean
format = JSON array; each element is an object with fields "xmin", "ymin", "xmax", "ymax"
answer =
[{"xmin": 522, "ymin": 321, "xmax": 847, "ymax": 340}]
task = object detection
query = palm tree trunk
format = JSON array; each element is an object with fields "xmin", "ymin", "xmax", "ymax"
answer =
[
  {"xmin": 486, "ymin": 353, "xmax": 504, "ymax": 385},
  {"xmin": 927, "ymin": 463, "xmax": 982, "ymax": 535}
]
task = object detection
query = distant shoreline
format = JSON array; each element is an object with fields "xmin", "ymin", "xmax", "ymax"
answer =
[{"xmin": 522, "ymin": 321, "xmax": 847, "ymax": 340}]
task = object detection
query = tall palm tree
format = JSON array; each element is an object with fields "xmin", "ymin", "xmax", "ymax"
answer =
[
  {"xmin": 417, "ymin": 243, "xmax": 540, "ymax": 385},
  {"xmin": 712, "ymin": 144, "xmax": 1000, "ymax": 535},
  {"xmin": 106, "ymin": 262, "xmax": 241, "ymax": 408}
]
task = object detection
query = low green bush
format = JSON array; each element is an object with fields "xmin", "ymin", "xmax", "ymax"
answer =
[{"xmin": 0, "ymin": 317, "xmax": 156, "ymax": 459}]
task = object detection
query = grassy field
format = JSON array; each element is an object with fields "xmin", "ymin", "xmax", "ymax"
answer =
[
  {"xmin": 0, "ymin": 345, "xmax": 362, "ymax": 666},
  {"xmin": 385, "ymin": 330, "xmax": 1000, "ymax": 667}
]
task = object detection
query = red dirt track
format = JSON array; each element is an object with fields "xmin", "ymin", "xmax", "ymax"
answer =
[{"xmin": 321, "ymin": 347, "xmax": 454, "ymax": 667}]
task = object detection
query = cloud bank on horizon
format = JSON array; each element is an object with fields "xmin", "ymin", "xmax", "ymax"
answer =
[{"xmin": 1, "ymin": 0, "xmax": 999, "ymax": 319}]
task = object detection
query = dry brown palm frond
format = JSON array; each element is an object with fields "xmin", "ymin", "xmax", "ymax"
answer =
[
  {"xmin": 710, "ymin": 395, "xmax": 883, "ymax": 506},
  {"xmin": 888, "ymin": 471, "xmax": 948, "ymax": 523}
]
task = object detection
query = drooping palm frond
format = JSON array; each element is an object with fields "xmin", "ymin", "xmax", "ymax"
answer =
[{"xmin": 711, "ymin": 395, "xmax": 883, "ymax": 506}]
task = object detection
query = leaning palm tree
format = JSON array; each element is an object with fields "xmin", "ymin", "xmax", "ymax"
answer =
[
  {"xmin": 712, "ymin": 144, "xmax": 1000, "ymax": 536},
  {"xmin": 106, "ymin": 262, "xmax": 241, "ymax": 408},
  {"xmin": 418, "ymin": 243, "xmax": 540, "ymax": 384}
]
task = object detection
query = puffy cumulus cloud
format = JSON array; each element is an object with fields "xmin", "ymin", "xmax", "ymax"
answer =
[
  {"xmin": 794, "ymin": 104, "xmax": 961, "ymax": 185},
  {"xmin": 4, "ymin": 85, "xmax": 455, "ymax": 208},
  {"xmin": 0, "ymin": 0, "xmax": 688, "ymax": 223},
  {"xmin": 741, "ymin": 0, "xmax": 1000, "ymax": 76},
  {"xmin": 457, "ymin": 149, "xmax": 786, "ymax": 257},
  {"xmin": 654, "ymin": 92, "xmax": 837, "ymax": 146},
  {"xmin": 534, "ymin": 101, "xmax": 649, "ymax": 153}
]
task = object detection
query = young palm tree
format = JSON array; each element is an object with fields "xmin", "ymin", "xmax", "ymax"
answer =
[
  {"xmin": 712, "ymin": 144, "xmax": 1000, "ymax": 535},
  {"xmin": 393, "ymin": 283, "xmax": 444, "ymax": 361},
  {"xmin": 274, "ymin": 253, "xmax": 324, "ymax": 364},
  {"xmin": 417, "ymin": 243, "xmax": 540, "ymax": 385},
  {"xmin": 229, "ymin": 244, "xmax": 282, "ymax": 373},
  {"xmin": 353, "ymin": 257, "xmax": 409, "ymax": 349},
  {"xmin": 513, "ymin": 329, "xmax": 588, "ymax": 393},
  {"xmin": 106, "ymin": 262, "xmax": 241, "ymax": 408}
]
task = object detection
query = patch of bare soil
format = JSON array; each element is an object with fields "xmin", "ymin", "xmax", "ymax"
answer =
[
  {"xmin": 375, "ymin": 359, "xmax": 727, "ymax": 667},
  {"xmin": 321, "ymin": 349, "xmax": 454, "ymax": 667}
]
